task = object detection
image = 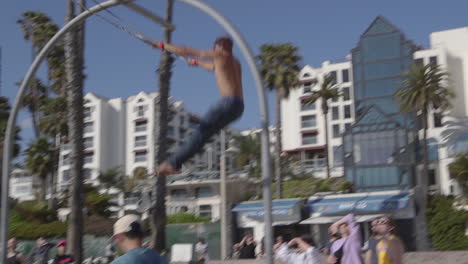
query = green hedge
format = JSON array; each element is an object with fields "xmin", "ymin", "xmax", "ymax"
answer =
[
  {"xmin": 9, "ymin": 211, "xmax": 67, "ymax": 239},
  {"xmin": 167, "ymin": 213, "xmax": 210, "ymax": 224},
  {"xmin": 427, "ymin": 195, "xmax": 468, "ymax": 250}
]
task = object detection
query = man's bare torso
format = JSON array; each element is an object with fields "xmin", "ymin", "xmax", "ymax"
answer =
[{"xmin": 213, "ymin": 53, "xmax": 243, "ymax": 98}]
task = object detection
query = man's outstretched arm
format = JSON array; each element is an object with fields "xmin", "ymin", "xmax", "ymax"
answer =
[
  {"xmin": 152, "ymin": 40, "xmax": 215, "ymax": 59},
  {"xmin": 187, "ymin": 58, "xmax": 214, "ymax": 72}
]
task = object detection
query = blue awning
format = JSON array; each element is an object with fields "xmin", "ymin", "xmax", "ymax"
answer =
[
  {"xmin": 307, "ymin": 191, "xmax": 412, "ymax": 215},
  {"xmin": 233, "ymin": 199, "xmax": 302, "ymax": 218}
]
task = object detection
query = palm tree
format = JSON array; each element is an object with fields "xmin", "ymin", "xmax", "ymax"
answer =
[
  {"xmin": 17, "ymin": 12, "xmax": 61, "ymax": 136},
  {"xmin": 304, "ymin": 74, "xmax": 340, "ymax": 179},
  {"xmin": 256, "ymin": 43, "xmax": 301, "ymax": 198},
  {"xmin": 449, "ymin": 154, "xmax": 468, "ymax": 193},
  {"xmin": 153, "ymin": 0, "xmax": 175, "ymax": 253},
  {"xmin": 24, "ymin": 138, "xmax": 56, "ymax": 202},
  {"xmin": 98, "ymin": 167, "xmax": 124, "ymax": 193},
  {"xmin": 64, "ymin": 0, "xmax": 86, "ymax": 262},
  {"xmin": 233, "ymin": 134, "xmax": 261, "ymax": 177},
  {"xmin": 395, "ymin": 64, "xmax": 454, "ymax": 250}
]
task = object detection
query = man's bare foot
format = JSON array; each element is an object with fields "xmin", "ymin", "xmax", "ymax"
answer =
[{"xmin": 158, "ymin": 161, "xmax": 178, "ymax": 176}]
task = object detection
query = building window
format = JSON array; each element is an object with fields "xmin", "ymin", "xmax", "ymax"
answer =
[
  {"xmin": 301, "ymin": 115, "xmax": 316, "ymax": 128},
  {"xmin": 303, "ymin": 82, "xmax": 313, "ymax": 93},
  {"xmin": 301, "ymin": 100, "xmax": 316, "ymax": 111},
  {"xmin": 63, "ymin": 154, "xmax": 70, "ymax": 166},
  {"xmin": 344, "ymin": 105, "xmax": 351, "ymax": 119},
  {"xmin": 342, "ymin": 69, "xmax": 349, "ymax": 83},
  {"xmin": 199, "ymin": 205, "xmax": 212, "ymax": 218},
  {"xmin": 134, "ymin": 152, "xmax": 147, "ymax": 162},
  {"xmin": 135, "ymin": 120, "xmax": 147, "ymax": 132},
  {"xmin": 342, "ymin": 87, "xmax": 350, "ymax": 101},
  {"xmin": 429, "ymin": 56, "xmax": 438, "ymax": 67},
  {"xmin": 332, "ymin": 107, "xmax": 339, "ymax": 120},
  {"xmin": 135, "ymin": 136, "xmax": 147, "ymax": 147},
  {"xmin": 450, "ymin": 185, "xmax": 454, "ymax": 194},
  {"xmin": 84, "ymin": 122, "xmax": 94, "ymax": 133},
  {"xmin": 428, "ymin": 169, "xmax": 436, "ymax": 186},
  {"xmin": 332, "ymin": 92, "xmax": 339, "ymax": 102},
  {"xmin": 180, "ymin": 116, "xmax": 185, "ymax": 126},
  {"xmin": 332, "ymin": 124, "xmax": 341, "ymax": 138},
  {"xmin": 179, "ymin": 128, "xmax": 186, "ymax": 140},
  {"xmin": 414, "ymin": 58, "xmax": 423, "ymax": 66},
  {"xmin": 168, "ymin": 126, "xmax": 175, "ymax": 137},
  {"xmin": 171, "ymin": 189, "xmax": 188, "ymax": 200},
  {"xmin": 302, "ymin": 133, "xmax": 317, "ymax": 145},
  {"xmin": 329, "ymin": 71, "xmax": 337, "ymax": 85},
  {"xmin": 137, "ymin": 105, "xmax": 145, "ymax": 117},
  {"xmin": 62, "ymin": 170, "xmax": 71, "ymax": 182},
  {"xmin": 15, "ymin": 185, "xmax": 31, "ymax": 194},
  {"xmin": 434, "ymin": 113, "xmax": 443, "ymax": 128},
  {"xmin": 83, "ymin": 168, "xmax": 92, "ymax": 180},
  {"xmin": 84, "ymin": 137, "xmax": 93, "ymax": 149},
  {"xmin": 84, "ymin": 153, "xmax": 93, "ymax": 164},
  {"xmin": 195, "ymin": 187, "xmax": 213, "ymax": 198},
  {"xmin": 84, "ymin": 107, "xmax": 92, "ymax": 119}
]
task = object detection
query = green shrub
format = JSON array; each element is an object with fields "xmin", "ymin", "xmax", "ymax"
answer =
[
  {"xmin": 167, "ymin": 213, "xmax": 210, "ymax": 224},
  {"xmin": 427, "ymin": 195, "xmax": 468, "ymax": 250}
]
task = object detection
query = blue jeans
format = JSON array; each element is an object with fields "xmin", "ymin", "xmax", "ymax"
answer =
[{"xmin": 168, "ymin": 96, "xmax": 244, "ymax": 169}]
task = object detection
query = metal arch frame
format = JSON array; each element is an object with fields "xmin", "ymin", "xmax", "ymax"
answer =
[{"xmin": 0, "ymin": 0, "xmax": 274, "ymax": 263}]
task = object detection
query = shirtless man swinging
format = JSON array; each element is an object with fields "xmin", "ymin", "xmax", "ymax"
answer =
[{"xmin": 152, "ymin": 36, "xmax": 244, "ymax": 176}]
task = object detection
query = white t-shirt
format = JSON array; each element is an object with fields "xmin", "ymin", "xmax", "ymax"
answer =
[
  {"xmin": 195, "ymin": 242, "xmax": 209, "ymax": 260},
  {"xmin": 275, "ymin": 244, "xmax": 321, "ymax": 264}
]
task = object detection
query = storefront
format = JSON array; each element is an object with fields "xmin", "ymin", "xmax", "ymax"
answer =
[
  {"xmin": 301, "ymin": 190, "xmax": 416, "ymax": 250},
  {"xmin": 232, "ymin": 199, "xmax": 307, "ymax": 247}
]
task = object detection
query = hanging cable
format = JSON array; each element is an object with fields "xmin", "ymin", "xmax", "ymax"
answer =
[{"xmin": 74, "ymin": 0, "xmax": 188, "ymax": 63}]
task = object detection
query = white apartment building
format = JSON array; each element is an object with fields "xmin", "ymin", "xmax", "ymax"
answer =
[
  {"xmin": 281, "ymin": 25, "xmax": 468, "ymax": 195},
  {"xmin": 113, "ymin": 171, "xmax": 255, "ymax": 221},
  {"xmin": 9, "ymin": 168, "xmax": 36, "ymax": 201},
  {"xmin": 281, "ymin": 61, "xmax": 354, "ymax": 178},
  {"xmin": 57, "ymin": 91, "xmax": 239, "ymax": 191}
]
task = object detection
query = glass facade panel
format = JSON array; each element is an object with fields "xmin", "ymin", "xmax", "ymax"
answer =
[
  {"xmin": 362, "ymin": 33, "xmax": 401, "ymax": 62},
  {"xmin": 363, "ymin": 59, "xmax": 403, "ymax": 80},
  {"xmin": 365, "ymin": 77, "xmax": 404, "ymax": 98},
  {"xmin": 353, "ymin": 131, "xmax": 397, "ymax": 165}
]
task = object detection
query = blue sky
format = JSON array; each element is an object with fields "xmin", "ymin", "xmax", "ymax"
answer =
[{"xmin": 1, "ymin": 0, "xmax": 467, "ymax": 153}]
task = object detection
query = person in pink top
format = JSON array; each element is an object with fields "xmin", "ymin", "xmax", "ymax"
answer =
[{"xmin": 327, "ymin": 213, "xmax": 363, "ymax": 264}]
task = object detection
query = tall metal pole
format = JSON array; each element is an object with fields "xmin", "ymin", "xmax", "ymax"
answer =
[
  {"xmin": 174, "ymin": 1, "xmax": 273, "ymax": 263},
  {"xmin": 220, "ymin": 130, "xmax": 228, "ymax": 259}
]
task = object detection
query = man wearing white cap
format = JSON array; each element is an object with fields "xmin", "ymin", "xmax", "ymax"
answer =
[{"xmin": 111, "ymin": 214, "xmax": 166, "ymax": 264}]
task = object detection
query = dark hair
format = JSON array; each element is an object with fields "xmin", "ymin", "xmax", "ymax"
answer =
[
  {"xmin": 214, "ymin": 36, "xmax": 233, "ymax": 51},
  {"xmin": 125, "ymin": 222, "xmax": 144, "ymax": 239},
  {"xmin": 300, "ymin": 235, "xmax": 315, "ymax": 247}
]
